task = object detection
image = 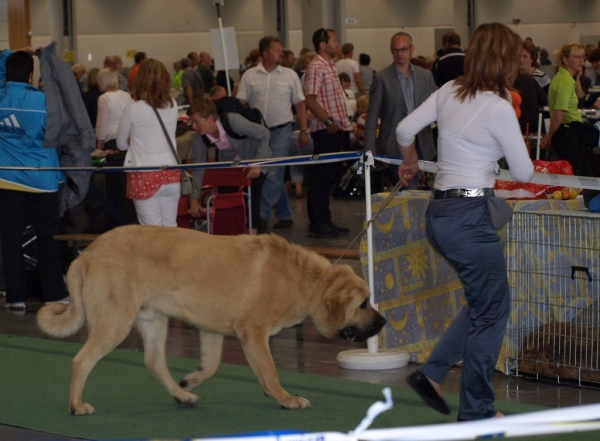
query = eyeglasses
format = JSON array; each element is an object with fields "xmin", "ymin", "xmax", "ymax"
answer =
[
  {"xmin": 390, "ymin": 46, "xmax": 412, "ymax": 55},
  {"xmin": 570, "ymin": 55, "xmax": 586, "ymax": 60}
]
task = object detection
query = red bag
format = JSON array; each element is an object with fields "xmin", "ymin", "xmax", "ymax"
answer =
[{"xmin": 494, "ymin": 160, "xmax": 574, "ymax": 199}]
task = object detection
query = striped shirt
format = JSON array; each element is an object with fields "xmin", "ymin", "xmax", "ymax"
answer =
[{"xmin": 302, "ymin": 55, "xmax": 353, "ymax": 132}]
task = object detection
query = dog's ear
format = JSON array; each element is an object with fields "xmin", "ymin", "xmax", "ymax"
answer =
[{"xmin": 324, "ymin": 296, "xmax": 349, "ymax": 329}]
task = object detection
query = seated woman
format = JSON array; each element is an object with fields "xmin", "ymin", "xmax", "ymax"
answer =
[
  {"xmin": 519, "ymin": 41, "xmax": 551, "ymax": 94},
  {"xmin": 541, "ymin": 43, "xmax": 594, "ymax": 177}
]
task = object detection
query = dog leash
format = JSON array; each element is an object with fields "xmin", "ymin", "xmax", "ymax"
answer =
[{"xmin": 331, "ymin": 179, "xmax": 403, "ymax": 266}]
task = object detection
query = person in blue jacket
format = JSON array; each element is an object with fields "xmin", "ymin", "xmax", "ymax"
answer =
[{"xmin": 0, "ymin": 48, "xmax": 68, "ymax": 311}]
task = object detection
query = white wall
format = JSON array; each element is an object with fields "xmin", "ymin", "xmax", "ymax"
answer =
[
  {"xmin": 0, "ymin": 0, "xmax": 7, "ymax": 51},
  {"xmin": 23, "ymin": 0, "xmax": 600, "ymax": 75}
]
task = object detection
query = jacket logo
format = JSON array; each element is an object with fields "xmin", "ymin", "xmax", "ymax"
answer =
[{"xmin": 0, "ymin": 114, "xmax": 26, "ymax": 135}]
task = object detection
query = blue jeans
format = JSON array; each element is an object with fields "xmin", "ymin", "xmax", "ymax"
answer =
[
  {"xmin": 260, "ymin": 124, "xmax": 293, "ymax": 222},
  {"xmin": 419, "ymin": 197, "xmax": 510, "ymax": 421}
]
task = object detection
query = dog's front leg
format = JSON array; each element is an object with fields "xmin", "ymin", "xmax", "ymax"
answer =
[
  {"xmin": 180, "ymin": 331, "xmax": 224, "ymax": 392},
  {"xmin": 240, "ymin": 331, "xmax": 310, "ymax": 409}
]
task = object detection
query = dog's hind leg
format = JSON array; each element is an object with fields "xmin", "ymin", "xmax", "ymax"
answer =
[
  {"xmin": 69, "ymin": 320, "xmax": 133, "ymax": 415},
  {"xmin": 135, "ymin": 313, "xmax": 199, "ymax": 406},
  {"xmin": 179, "ymin": 331, "xmax": 224, "ymax": 392}
]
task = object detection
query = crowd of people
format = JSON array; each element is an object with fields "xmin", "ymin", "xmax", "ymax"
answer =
[{"xmin": 3, "ymin": 24, "xmax": 600, "ymax": 422}]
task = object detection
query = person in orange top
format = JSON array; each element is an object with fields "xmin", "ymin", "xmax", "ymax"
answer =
[{"xmin": 128, "ymin": 51, "xmax": 147, "ymax": 90}]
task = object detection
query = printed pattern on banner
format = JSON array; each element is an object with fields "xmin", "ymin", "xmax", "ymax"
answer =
[{"xmin": 359, "ymin": 190, "xmax": 585, "ymax": 371}]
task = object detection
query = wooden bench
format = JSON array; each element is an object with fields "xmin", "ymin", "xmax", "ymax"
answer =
[{"xmin": 54, "ymin": 234, "xmax": 100, "ymax": 254}]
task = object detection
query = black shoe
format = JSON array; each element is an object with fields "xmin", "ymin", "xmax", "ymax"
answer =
[
  {"xmin": 273, "ymin": 219, "xmax": 294, "ymax": 229},
  {"xmin": 326, "ymin": 220, "xmax": 350, "ymax": 236},
  {"xmin": 257, "ymin": 218, "xmax": 270, "ymax": 234},
  {"xmin": 407, "ymin": 370, "xmax": 450, "ymax": 415},
  {"xmin": 308, "ymin": 223, "xmax": 340, "ymax": 238}
]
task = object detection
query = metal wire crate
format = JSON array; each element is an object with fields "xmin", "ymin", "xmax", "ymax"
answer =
[{"xmin": 503, "ymin": 210, "xmax": 600, "ymax": 386}]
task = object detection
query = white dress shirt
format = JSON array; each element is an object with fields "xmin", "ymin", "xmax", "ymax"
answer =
[{"xmin": 236, "ymin": 63, "xmax": 305, "ymax": 128}]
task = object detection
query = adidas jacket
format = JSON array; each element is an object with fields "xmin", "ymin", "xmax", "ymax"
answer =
[{"xmin": 0, "ymin": 49, "xmax": 64, "ymax": 193}]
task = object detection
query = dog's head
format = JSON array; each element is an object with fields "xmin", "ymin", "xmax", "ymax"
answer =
[{"xmin": 312, "ymin": 265, "xmax": 386, "ymax": 342}]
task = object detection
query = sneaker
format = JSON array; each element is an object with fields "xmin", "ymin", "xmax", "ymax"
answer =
[
  {"xmin": 273, "ymin": 219, "xmax": 294, "ymax": 229},
  {"xmin": 3, "ymin": 301, "xmax": 26, "ymax": 311},
  {"xmin": 45, "ymin": 296, "xmax": 70, "ymax": 306},
  {"xmin": 308, "ymin": 223, "xmax": 340, "ymax": 238},
  {"xmin": 325, "ymin": 220, "xmax": 350, "ymax": 236}
]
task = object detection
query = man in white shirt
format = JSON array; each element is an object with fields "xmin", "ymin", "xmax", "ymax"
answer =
[
  {"xmin": 237, "ymin": 36, "xmax": 309, "ymax": 230},
  {"xmin": 336, "ymin": 43, "xmax": 366, "ymax": 98}
]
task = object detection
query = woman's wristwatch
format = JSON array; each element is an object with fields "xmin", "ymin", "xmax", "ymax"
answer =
[
  {"xmin": 300, "ymin": 129, "xmax": 310, "ymax": 135},
  {"xmin": 324, "ymin": 117, "xmax": 333, "ymax": 126}
]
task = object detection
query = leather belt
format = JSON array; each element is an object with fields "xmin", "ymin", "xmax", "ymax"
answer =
[
  {"xmin": 432, "ymin": 188, "xmax": 494, "ymax": 199},
  {"xmin": 268, "ymin": 122, "xmax": 291, "ymax": 131}
]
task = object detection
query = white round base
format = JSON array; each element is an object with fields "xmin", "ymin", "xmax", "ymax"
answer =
[{"xmin": 337, "ymin": 348, "xmax": 410, "ymax": 370}]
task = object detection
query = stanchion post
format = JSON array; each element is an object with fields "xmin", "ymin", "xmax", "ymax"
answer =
[
  {"xmin": 336, "ymin": 152, "xmax": 409, "ymax": 370},
  {"xmin": 364, "ymin": 152, "xmax": 378, "ymax": 354}
]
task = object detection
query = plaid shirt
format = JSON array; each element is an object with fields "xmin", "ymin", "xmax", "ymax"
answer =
[{"xmin": 302, "ymin": 55, "xmax": 353, "ymax": 133}]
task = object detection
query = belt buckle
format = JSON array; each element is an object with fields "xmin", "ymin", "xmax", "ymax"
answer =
[{"xmin": 460, "ymin": 189, "xmax": 484, "ymax": 197}]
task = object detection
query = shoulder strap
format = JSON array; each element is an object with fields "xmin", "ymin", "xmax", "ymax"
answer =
[{"xmin": 151, "ymin": 106, "xmax": 181, "ymax": 164}]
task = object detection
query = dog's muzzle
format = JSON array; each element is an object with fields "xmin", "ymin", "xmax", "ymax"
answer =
[{"xmin": 339, "ymin": 315, "xmax": 386, "ymax": 342}]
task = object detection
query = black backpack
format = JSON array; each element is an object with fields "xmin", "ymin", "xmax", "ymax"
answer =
[{"xmin": 213, "ymin": 96, "xmax": 266, "ymax": 140}]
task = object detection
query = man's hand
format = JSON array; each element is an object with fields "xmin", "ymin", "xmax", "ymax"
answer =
[
  {"xmin": 16, "ymin": 46, "xmax": 41, "ymax": 55},
  {"xmin": 326, "ymin": 122, "xmax": 339, "ymax": 134},
  {"xmin": 298, "ymin": 132, "xmax": 309, "ymax": 147},
  {"xmin": 188, "ymin": 198, "xmax": 203, "ymax": 218},
  {"xmin": 245, "ymin": 166, "xmax": 261, "ymax": 179}
]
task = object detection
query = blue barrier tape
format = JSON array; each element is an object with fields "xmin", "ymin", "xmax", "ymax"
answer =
[{"xmin": 3, "ymin": 151, "xmax": 600, "ymax": 190}]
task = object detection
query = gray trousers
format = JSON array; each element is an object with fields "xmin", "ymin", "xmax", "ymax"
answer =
[{"xmin": 419, "ymin": 197, "xmax": 510, "ymax": 421}]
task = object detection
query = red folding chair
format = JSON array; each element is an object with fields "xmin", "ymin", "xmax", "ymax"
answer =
[{"xmin": 203, "ymin": 168, "xmax": 252, "ymax": 235}]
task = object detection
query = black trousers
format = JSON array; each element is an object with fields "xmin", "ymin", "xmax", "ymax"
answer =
[
  {"xmin": 307, "ymin": 130, "xmax": 350, "ymax": 226},
  {"xmin": 552, "ymin": 124, "xmax": 594, "ymax": 177},
  {"xmin": 0, "ymin": 189, "xmax": 68, "ymax": 303}
]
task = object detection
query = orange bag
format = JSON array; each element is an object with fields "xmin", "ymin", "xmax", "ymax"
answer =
[{"xmin": 494, "ymin": 160, "xmax": 574, "ymax": 199}]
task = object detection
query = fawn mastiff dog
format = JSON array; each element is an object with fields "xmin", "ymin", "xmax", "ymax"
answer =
[{"xmin": 37, "ymin": 225, "xmax": 386, "ymax": 415}]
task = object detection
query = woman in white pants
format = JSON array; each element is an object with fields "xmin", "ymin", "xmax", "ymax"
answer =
[{"xmin": 117, "ymin": 59, "xmax": 180, "ymax": 226}]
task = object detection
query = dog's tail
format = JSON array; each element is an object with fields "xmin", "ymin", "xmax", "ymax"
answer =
[{"xmin": 37, "ymin": 259, "xmax": 86, "ymax": 338}]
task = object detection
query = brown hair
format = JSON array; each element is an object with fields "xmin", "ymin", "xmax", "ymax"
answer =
[
  {"xmin": 186, "ymin": 97, "xmax": 218, "ymax": 120},
  {"xmin": 133, "ymin": 59, "xmax": 173, "ymax": 108},
  {"xmin": 454, "ymin": 23, "xmax": 522, "ymax": 102},
  {"xmin": 442, "ymin": 31, "xmax": 461, "ymax": 47},
  {"xmin": 522, "ymin": 41, "xmax": 539, "ymax": 68}
]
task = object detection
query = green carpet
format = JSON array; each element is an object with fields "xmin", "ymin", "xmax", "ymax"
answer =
[{"xmin": 0, "ymin": 334, "xmax": 597, "ymax": 441}]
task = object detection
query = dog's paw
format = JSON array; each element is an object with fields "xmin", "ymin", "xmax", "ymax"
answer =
[
  {"xmin": 174, "ymin": 391, "xmax": 199, "ymax": 407},
  {"xmin": 279, "ymin": 396, "xmax": 311, "ymax": 409},
  {"xmin": 69, "ymin": 402, "xmax": 96, "ymax": 416},
  {"xmin": 179, "ymin": 374, "xmax": 199, "ymax": 391}
]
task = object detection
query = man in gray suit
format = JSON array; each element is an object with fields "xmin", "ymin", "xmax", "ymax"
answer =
[{"xmin": 364, "ymin": 32, "xmax": 437, "ymax": 187}]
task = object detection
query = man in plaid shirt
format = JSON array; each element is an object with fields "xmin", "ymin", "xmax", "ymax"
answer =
[{"xmin": 302, "ymin": 28, "xmax": 353, "ymax": 238}]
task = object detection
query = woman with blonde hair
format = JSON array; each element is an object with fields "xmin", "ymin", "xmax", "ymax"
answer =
[
  {"xmin": 116, "ymin": 59, "xmax": 180, "ymax": 226},
  {"xmin": 540, "ymin": 43, "xmax": 594, "ymax": 176},
  {"xmin": 95, "ymin": 68, "xmax": 133, "ymax": 150},
  {"xmin": 397, "ymin": 23, "xmax": 534, "ymax": 421}
]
